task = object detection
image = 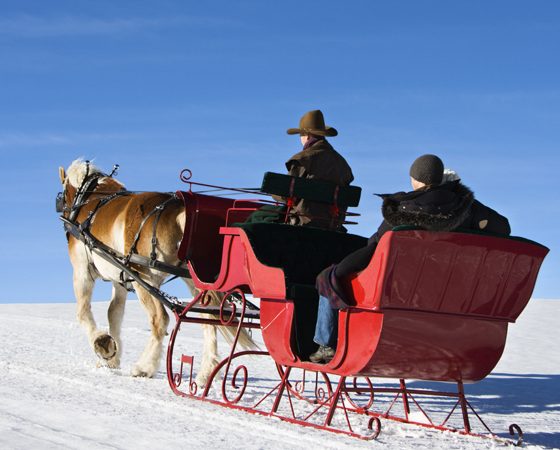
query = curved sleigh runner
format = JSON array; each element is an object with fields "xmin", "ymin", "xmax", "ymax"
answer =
[{"xmin": 166, "ymin": 172, "xmax": 549, "ymax": 444}]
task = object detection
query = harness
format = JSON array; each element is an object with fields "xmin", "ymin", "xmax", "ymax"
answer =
[
  {"xmin": 67, "ymin": 162, "xmax": 107, "ymax": 222},
  {"xmin": 61, "ymin": 215, "xmax": 184, "ymax": 310},
  {"xmin": 57, "ymin": 162, "xmax": 189, "ymax": 309}
]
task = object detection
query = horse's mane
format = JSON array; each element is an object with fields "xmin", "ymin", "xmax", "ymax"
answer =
[{"xmin": 66, "ymin": 158, "xmax": 125, "ymax": 189}]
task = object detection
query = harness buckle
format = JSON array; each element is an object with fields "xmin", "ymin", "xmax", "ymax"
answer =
[{"xmin": 150, "ymin": 236, "xmax": 158, "ymax": 261}]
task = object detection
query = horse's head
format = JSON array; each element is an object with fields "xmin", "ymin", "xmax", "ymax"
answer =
[{"xmin": 57, "ymin": 159, "xmax": 125, "ymax": 219}]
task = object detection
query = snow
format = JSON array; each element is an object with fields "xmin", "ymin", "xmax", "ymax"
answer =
[{"xmin": 0, "ymin": 299, "xmax": 559, "ymax": 449}]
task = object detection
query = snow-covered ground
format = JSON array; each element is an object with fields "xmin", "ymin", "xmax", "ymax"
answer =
[{"xmin": 0, "ymin": 299, "xmax": 558, "ymax": 449}]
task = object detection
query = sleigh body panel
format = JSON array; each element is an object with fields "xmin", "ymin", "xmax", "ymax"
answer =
[{"xmin": 186, "ymin": 224, "xmax": 547, "ymax": 382}]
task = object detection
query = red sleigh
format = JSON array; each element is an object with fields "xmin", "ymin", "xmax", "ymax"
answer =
[{"xmin": 166, "ymin": 173, "xmax": 548, "ymax": 443}]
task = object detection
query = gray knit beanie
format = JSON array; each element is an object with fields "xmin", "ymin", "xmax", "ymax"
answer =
[{"xmin": 409, "ymin": 154, "xmax": 444, "ymax": 185}]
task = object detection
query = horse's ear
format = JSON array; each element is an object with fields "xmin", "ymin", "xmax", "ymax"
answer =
[{"xmin": 58, "ymin": 167, "xmax": 66, "ymax": 184}]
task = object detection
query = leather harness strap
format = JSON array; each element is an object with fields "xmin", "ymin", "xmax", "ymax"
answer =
[
  {"xmin": 60, "ymin": 169, "xmax": 189, "ymax": 286},
  {"xmin": 67, "ymin": 162, "xmax": 105, "ymax": 223},
  {"xmin": 79, "ymin": 190, "xmax": 129, "ymax": 232},
  {"xmin": 126, "ymin": 194, "xmax": 178, "ymax": 265},
  {"xmin": 61, "ymin": 216, "xmax": 184, "ymax": 311}
]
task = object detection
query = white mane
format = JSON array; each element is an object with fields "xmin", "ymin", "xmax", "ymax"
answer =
[
  {"xmin": 65, "ymin": 158, "xmax": 125, "ymax": 189},
  {"xmin": 66, "ymin": 159, "xmax": 103, "ymax": 188}
]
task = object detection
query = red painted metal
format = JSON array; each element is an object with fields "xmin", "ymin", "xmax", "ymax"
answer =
[
  {"xmin": 343, "ymin": 230, "xmax": 548, "ymax": 381},
  {"xmin": 257, "ymin": 229, "xmax": 548, "ymax": 382},
  {"xmin": 168, "ymin": 190, "xmax": 547, "ymax": 444},
  {"xmin": 187, "ymin": 227, "xmax": 287, "ymax": 297},
  {"xmin": 179, "ymin": 168, "xmax": 270, "ymax": 197},
  {"xmin": 166, "ymin": 302, "xmax": 527, "ymax": 443},
  {"xmin": 176, "ymin": 191, "xmax": 263, "ymax": 282},
  {"xmin": 351, "ymin": 230, "xmax": 547, "ymax": 320}
]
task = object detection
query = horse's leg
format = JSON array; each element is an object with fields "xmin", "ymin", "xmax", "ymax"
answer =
[
  {"xmin": 105, "ymin": 282, "xmax": 127, "ymax": 369},
  {"xmin": 73, "ymin": 268, "xmax": 100, "ymax": 351},
  {"xmin": 72, "ymin": 249, "xmax": 121, "ymax": 366},
  {"xmin": 182, "ymin": 278, "xmax": 220, "ymax": 387},
  {"xmin": 73, "ymin": 266, "xmax": 113, "ymax": 363},
  {"xmin": 131, "ymin": 283, "xmax": 169, "ymax": 378}
]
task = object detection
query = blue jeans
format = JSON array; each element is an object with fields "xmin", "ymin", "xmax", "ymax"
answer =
[{"xmin": 313, "ymin": 295, "xmax": 339, "ymax": 348}]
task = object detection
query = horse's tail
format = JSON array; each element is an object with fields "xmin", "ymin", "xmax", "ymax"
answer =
[
  {"xmin": 176, "ymin": 210, "xmax": 186, "ymax": 234},
  {"xmin": 203, "ymin": 290, "xmax": 260, "ymax": 351},
  {"xmin": 183, "ymin": 279, "xmax": 259, "ymax": 351}
]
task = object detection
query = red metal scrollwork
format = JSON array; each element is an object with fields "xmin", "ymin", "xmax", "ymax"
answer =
[
  {"xmin": 367, "ymin": 417, "xmax": 382, "ymax": 440},
  {"xmin": 509, "ymin": 424, "xmax": 523, "ymax": 447},
  {"xmin": 343, "ymin": 377, "xmax": 375, "ymax": 411},
  {"xmin": 180, "ymin": 169, "xmax": 193, "ymax": 182}
]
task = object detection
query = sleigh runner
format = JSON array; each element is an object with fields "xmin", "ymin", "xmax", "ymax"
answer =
[{"xmin": 58, "ymin": 160, "xmax": 548, "ymax": 445}]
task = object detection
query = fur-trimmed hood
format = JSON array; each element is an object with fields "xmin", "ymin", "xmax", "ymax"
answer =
[{"xmin": 379, "ymin": 181, "xmax": 475, "ymax": 232}]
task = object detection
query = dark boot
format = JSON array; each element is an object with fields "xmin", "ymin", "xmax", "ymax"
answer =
[{"xmin": 309, "ymin": 345, "xmax": 335, "ymax": 364}]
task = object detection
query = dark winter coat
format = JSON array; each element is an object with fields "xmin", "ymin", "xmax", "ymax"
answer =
[
  {"xmin": 285, "ymin": 138, "xmax": 354, "ymax": 229},
  {"xmin": 317, "ymin": 181, "xmax": 511, "ymax": 309},
  {"xmin": 369, "ymin": 180, "xmax": 510, "ymax": 244}
]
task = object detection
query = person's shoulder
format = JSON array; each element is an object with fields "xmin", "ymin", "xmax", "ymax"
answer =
[
  {"xmin": 289, "ymin": 141, "xmax": 328, "ymax": 163},
  {"xmin": 317, "ymin": 139, "xmax": 334, "ymax": 149},
  {"xmin": 377, "ymin": 189, "xmax": 415, "ymax": 202},
  {"xmin": 308, "ymin": 139, "xmax": 333, "ymax": 154},
  {"xmin": 286, "ymin": 145, "xmax": 312, "ymax": 164},
  {"xmin": 319, "ymin": 139, "xmax": 343, "ymax": 156},
  {"xmin": 320, "ymin": 141, "xmax": 353, "ymax": 166}
]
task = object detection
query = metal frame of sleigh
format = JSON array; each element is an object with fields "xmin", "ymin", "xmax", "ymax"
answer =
[{"xmin": 165, "ymin": 170, "xmax": 549, "ymax": 445}]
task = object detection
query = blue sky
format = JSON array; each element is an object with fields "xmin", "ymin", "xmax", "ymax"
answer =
[{"xmin": 0, "ymin": 0, "xmax": 558, "ymax": 302}]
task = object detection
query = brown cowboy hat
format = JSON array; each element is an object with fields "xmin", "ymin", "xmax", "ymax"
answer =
[{"xmin": 287, "ymin": 110, "xmax": 338, "ymax": 137}]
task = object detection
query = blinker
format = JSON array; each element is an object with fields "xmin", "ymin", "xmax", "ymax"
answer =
[{"xmin": 56, "ymin": 192, "xmax": 64, "ymax": 213}]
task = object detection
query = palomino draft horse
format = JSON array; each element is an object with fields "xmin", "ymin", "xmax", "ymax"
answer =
[{"xmin": 58, "ymin": 159, "xmax": 254, "ymax": 381}]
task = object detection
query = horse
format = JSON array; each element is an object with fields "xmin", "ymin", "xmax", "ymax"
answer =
[{"xmin": 58, "ymin": 159, "xmax": 255, "ymax": 382}]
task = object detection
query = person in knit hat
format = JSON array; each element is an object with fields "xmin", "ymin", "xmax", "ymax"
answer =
[
  {"xmin": 409, "ymin": 154, "xmax": 444, "ymax": 187},
  {"xmin": 309, "ymin": 153, "xmax": 511, "ymax": 364}
]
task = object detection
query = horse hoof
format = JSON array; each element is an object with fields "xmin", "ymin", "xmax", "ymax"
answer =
[
  {"xmin": 133, "ymin": 371, "xmax": 149, "ymax": 378},
  {"xmin": 96, "ymin": 359, "xmax": 121, "ymax": 371},
  {"xmin": 106, "ymin": 358, "xmax": 121, "ymax": 369},
  {"xmin": 131, "ymin": 364, "xmax": 155, "ymax": 378},
  {"xmin": 94, "ymin": 334, "xmax": 118, "ymax": 361},
  {"xmin": 195, "ymin": 375, "xmax": 208, "ymax": 388}
]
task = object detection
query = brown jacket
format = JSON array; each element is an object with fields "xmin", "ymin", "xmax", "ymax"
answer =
[{"xmin": 285, "ymin": 139, "xmax": 354, "ymax": 229}]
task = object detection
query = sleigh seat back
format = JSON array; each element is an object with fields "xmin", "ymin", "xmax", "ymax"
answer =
[
  {"xmin": 336, "ymin": 228, "xmax": 549, "ymax": 381},
  {"xmin": 341, "ymin": 229, "xmax": 548, "ymax": 381}
]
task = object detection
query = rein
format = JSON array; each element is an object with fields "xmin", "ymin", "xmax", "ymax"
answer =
[{"xmin": 61, "ymin": 216, "xmax": 184, "ymax": 311}]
